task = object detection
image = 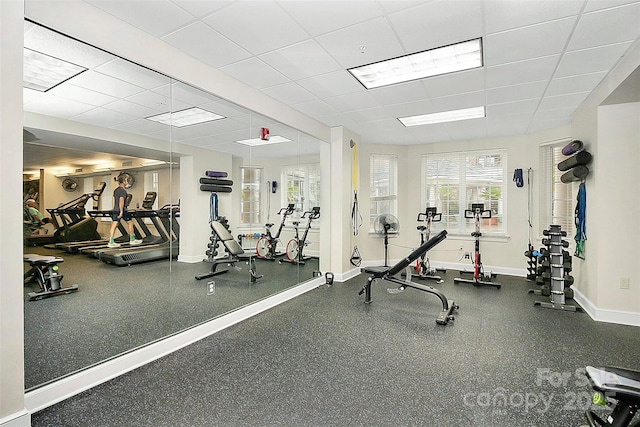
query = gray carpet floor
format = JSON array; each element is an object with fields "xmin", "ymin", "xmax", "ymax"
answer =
[{"xmin": 30, "ymin": 270, "xmax": 640, "ymax": 427}]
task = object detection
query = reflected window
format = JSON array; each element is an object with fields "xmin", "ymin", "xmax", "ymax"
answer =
[
  {"xmin": 422, "ymin": 150, "xmax": 507, "ymax": 235},
  {"xmin": 369, "ymin": 154, "xmax": 397, "ymax": 229},
  {"xmin": 282, "ymin": 163, "xmax": 320, "ymax": 212},
  {"xmin": 240, "ymin": 167, "xmax": 262, "ymax": 225}
]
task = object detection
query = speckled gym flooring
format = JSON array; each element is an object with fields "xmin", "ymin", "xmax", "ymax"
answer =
[{"xmin": 30, "ymin": 270, "xmax": 640, "ymax": 427}]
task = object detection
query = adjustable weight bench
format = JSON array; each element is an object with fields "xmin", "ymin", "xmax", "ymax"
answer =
[
  {"xmin": 195, "ymin": 220, "xmax": 262, "ymax": 283},
  {"xmin": 24, "ymin": 253, "xmax": 78, "ymax": 300},
  {"xmin": 584, "ymin": 366, "xmax": 640, "ymax": 427},
  {"xmin": 359, "ymin": 230, "xmax": 458, "ymax": 325}
]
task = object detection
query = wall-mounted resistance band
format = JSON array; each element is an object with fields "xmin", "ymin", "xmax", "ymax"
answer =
[{"xmin": 350, "ymin": 139, "xmax": 363, "ymax": 267}]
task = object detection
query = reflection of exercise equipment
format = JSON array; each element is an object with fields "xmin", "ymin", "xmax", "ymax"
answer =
[
  {"xmin": 25, "ymin": 182, "xmax": 107, "ymax": 246},
  {"xmin": 195, "ymin": 220, "xmax": 261, "ymax": 283},
  {"xmin": 24, "ymin": 254, "xmax": 78, "ymax": 300},
  {"xmin": 583, "ymin": 365, "xmax": 640, "ymax": 427},
  {"xmin": 454, "ymin": 203, "xmax": 501, "ymax": 288},
  {"xmin": 256, "ymin": 204, "xmax": 295, "ymax": 260},
  {"xmin": 372, "ymin": 213, "xmax": 400, "ymax": 267},
  {"xmin": 414, "ymin": 207, "xmax": 445, "ymax": 282},
  {"xmin": 280, "ymin": 207, "xmax": 320, "ymax": 265},
  {"xmin": 359, "ymin": 230, "xmax": 458, "ymax": 325}
]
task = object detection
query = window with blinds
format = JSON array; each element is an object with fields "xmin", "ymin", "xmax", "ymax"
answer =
[
  {"xmin": 370, "ymin": 154, "xmax": 398, "ymax": 228},
  {"xmin": 240, "ymin": 167, "xmax": 262, "ymax": 225},
  {"xmin": 421, "ymin": 150, "xmax": 507, "ymax": 235},
  {"xmin": 541, "ymin": 144, "xmax": 574, "ymax": 235},
  {"xmin": 282, "ymin": 163, "xmax": 321, "ymax": 213}
]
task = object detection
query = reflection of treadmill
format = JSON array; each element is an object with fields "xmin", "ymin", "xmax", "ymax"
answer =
[
  {"xmin": 100, "ymin": 204, "xmax": 180, "ymax": 266},
  {"xmin": 57, "ymin": 194, "xmax": 135, "ymax": 253},
  {"xmin": 28, "ymin": 182, "xmax": 106, "ymax": 246},
  {"xmin": 80, "ymin": 192, "xmax": 161, "ymax": 258}
]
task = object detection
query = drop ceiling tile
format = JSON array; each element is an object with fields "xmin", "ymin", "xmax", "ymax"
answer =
[
  {"xmin": 203, "ymin": 1, "xmax": 308, "ymax": 55},
  {"xmin": 262, "ymin": 82, "xmax": 317, "ymax": 105},
  {"xmin": 430, "ymin": 91, "xmax": 486, "ymax": 112},
  {"xmin": 200, "ymin": 101, "xmax": 250, "ymax": 120},
  {"xmin": 126, "ymin": 90, "xmax": 188, "ymax": 113},
  {"xmin": 323, "ymin": 91, "xmax": 382, "ymax": 113},
  {"xmin": 220, "ymin": 57, "xmax": 289, "ymax": 89},
  {"xmin": 259, "ymin": 39, "xmax": 342, "ymax": 81},
  {"xmin": 486, "ymin": 114, "xmax": 530, "ymax": 137},
  {"xmin": 154, "ymin": 81, "xmax": 225, "ymax": 107},
  {"xmin": 95, "ymin": 58, "xmax": 170, "ymax": 90},
  {"xmin": 406, "ymin": 123, "xmax": 452, "ymax": 144},
  {"xmin": 538, "ymin": 91, "xmax": 590, "ymax": 111},
  {"xmin": 48, "ymin": 84, "xmax": 119, "ymax": 107},
  {"xmin": 103, "ymin": 99, "xmax": 165, "ymax": 118},
  {"xmin": 292, "ymin": 100, "xmax": 339, "ymax": 118},
  {"xmin": 567, "ymin": 2, "xmax": 640, "ymax": 51},
  {"xmin": 532, "ymin": 107, "xmax": 576, "ymax": 121},
  {"xmin": 422, "ymin": 68, "xmax": 485, "ymax": 99},
  {"xmin": 484, "ymin": 0, "xmax": 584, "ymax": 34},
  {"xmin": 555, "ymin": 42, "xmax": 632, "ymax": 77},
  {"xmin": 487, "ymin": 81, "xmax": 548, "ymax": 105},
  {"xmin": 445, "ymin": 119, "xmax": 487, "ymax": 141},
  {"xmin": 584, "ymin": 0, "xmax": 639, "ymax": 12},
  {"xmin": 487, "ymin": 99, "xmax": 540, "ymax": 116},
  {"xmin": 546, "ymin": 71, "xmax": 608, "ymax": 96},
  {"xmin": 485, "ymin": 17, "xmax": 576, "ymax": 66},
  {"xmin": 23, "ymin": 93, "xmax": 96, "ymax": 119},
  {"xmin": 388, "ymin": 0, "xmax": 483, "ymax": 53},
  {"xmin": 528, "ymin": 118, "xmax": 572, "ymax": 133},
  {"xmin": 170, "ymin": 0, "xmax": 232, "ymax": 18},
  {"xmin": 72, "ymin": 107, "xmax": 137, "ymax": 128},
  {"xmin": 86, "ymin": 0, "xmax": 195, "ymax": 37},
  {"xmin": 315, "ymin": 17, "xmax": 405, "ymax": 69},
  {"xmin": 280, "ymin": 1, "xmax": 382, "ymax": 37},
  {"xmin": 297, "ymin": 70, "xmax": 364, "ymax": 99},
  {"xmin": 344, "ymin": 107, "xmax": 392, "ymax": 123},
  {"xmin": 386, "ymin": 99, "xmax": 435, "ymax": 118},
  {"xmin": 162, "ymin": 22, "xmax": 251, "ymax": 68},
  {"xmin": 316, "ymin": 112, "xmax": 360, "ymax": 129},
  {"xmin": 70, "ymin": 70, "xmax": 146, "ymax": 98},
  {"xmin": 378, "ymin": 1, "xmax": 425, "ymax": 14},
  {"xmin": 112, "ymin": 118, "xmax": 168, "ymax": 135},
  {"xmin": 367, "ymin": 81, "xmax": 429, "ymax": 106},
  {"xmin": 486, "ymin": 55, "xmax": 560, "ymax": 88}
]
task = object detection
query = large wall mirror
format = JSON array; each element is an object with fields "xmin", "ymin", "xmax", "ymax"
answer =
[{"xmin": 23, "ymin": 21, "xmax": 323, "ymax": 390}]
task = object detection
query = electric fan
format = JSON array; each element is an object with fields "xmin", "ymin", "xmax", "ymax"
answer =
[
  {"xmin": 61, "ymin": 177, "xmax": 79, "ymax": 192},
  {"xmin": 373, "ymin": 213, "xmax": 400, "ymax": 267}
]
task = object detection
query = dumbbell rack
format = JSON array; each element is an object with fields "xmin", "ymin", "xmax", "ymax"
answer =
[{"xmin": 532, "ymin": 225, "xmax": 581, "ymax": 312}]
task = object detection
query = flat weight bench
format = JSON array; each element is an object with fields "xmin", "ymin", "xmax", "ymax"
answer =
[
  {"xmin": 359, "ymin": 230, "xmax": 458, "ymax": 325},
  {"xmin": 584, "ymin": 366, "xmax": 640, "ymax": 427},
  {"xmin": 24, "ymin": 253, "xmax": 78, "ymax": 300},
  {"xmin": 195, "ymin": 221, "xmax": 262, "ymax": 283}
]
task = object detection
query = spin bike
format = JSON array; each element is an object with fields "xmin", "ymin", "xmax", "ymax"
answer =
[
  {"xmin": 414, "ymin": 207, "xmax": 446, "ymax": 282},
  {"xmin": 454, "ymin": 203, "xmax": 501, "ymax": 288},
  {"xmin": 255, "ymin": 204, "xmax": 295, "ymax": 260},
  {"xmin": 280, "ymin": 207, "xmax": 320, "ymax": 265}
]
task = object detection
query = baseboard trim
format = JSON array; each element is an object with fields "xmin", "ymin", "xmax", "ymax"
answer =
[
  {"xmin": 24, "ymin": 277, "xmax": 324, "ymax": 414},
  {"xmin": 0, "ymin": 409, "xmax": 30, "ymax": 427},
  {"xmin": 572, "ymin": 287, "xmax": 640, "ymax": 327}
]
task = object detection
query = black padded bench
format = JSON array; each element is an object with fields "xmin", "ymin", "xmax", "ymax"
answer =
[
  {"xmin": 359, "ymin": 230, "xmax": 457, "ymax": 325},
  {"xmin": 584, "ymin": 366, "xmax": 640, "ymax": 427},
  {"xmin": 24, "ymin": 253, "xmax": 78, "ymax": 300}
]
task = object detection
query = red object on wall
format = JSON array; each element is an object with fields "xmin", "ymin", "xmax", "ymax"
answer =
[{"xmin": 261, "ymin": 127, "xmax": 270, "ymax": 141}]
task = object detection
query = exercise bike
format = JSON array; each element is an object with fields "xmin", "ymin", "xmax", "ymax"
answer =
[
  {"xmin": 454, "ymin": 203, "xmax": 501, "ymax": 288},
  {"xmin": 255, "ymin": 203, "xmax": 295, "ymax": 260},
  {"xmin": 280, "ymin": 207, "xmax": 320, "ymax": 265},
  {"xmin": 582, "ymin": 365, "xmax": 640, "ymax": 426},
  {"xmin": 414, "ymin": 207, "xmax": 445, "ymax": 283}
]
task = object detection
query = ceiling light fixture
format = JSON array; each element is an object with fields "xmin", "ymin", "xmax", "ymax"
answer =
[
  {"xmin": 236, "ymin": 135, "xmax": 292, "ymax": 146},
  {"xmin": 146, "ymin": 107, "xmax": 225, "ymax": 127},
  {"xmin": 23, "ymin": 48, "xmax": 87, "ymax": 92},
  {"xmin": 398, "ymin": 106, "xmax": 486, "ymax": 126},
  {"xmin": 348, "ymin": 38, "xmax": 483, "ymax": 89}
]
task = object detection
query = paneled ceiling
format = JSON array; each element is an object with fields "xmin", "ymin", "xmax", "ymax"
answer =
[{"xmin": 23, "ymin": 0, "xmax": 640, "ymax": 171}]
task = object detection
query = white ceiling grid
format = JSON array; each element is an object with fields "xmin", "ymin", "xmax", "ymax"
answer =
[{"xmin": 24, "ymin": 0, "xmax": 640, "ymax": 152}]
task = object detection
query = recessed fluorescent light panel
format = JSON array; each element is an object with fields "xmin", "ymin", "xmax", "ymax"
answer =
[
  {"xmin": 236, "ymin": 136, "xmax": 292, "ymax": 146},
  {"xmin": 146, "ymin": 108, "xmax": 225, "ymax": 127},
  {"xmin": 399, "ymin": 106, "xmax": 485, "ymax": 126},
  {"xmin": 348, "ymin": 38, "xmax": 483, "ymax": 89},
  {"xmin": 23, "ymin": 48, "xmax": 87, "ymax": 92}
]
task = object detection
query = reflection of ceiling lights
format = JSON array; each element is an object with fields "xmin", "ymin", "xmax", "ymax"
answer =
[
  {"xmin": 146, "ymin": 107, "xmax": 225, "ymax": 127},
  {"xmin": 399, "ymin": 106, "xmax": 485, "ymax": 126},
  {"xmin": 23, "ymin": 48, "xmax": 87, "ymax": 92},
  {"xmin": 236, "ymin": 136, "xmax": 291, "ymax": 146},
  {"xmin": 348, "ymin": 38, "xmax": 483, "ymax": 89}
]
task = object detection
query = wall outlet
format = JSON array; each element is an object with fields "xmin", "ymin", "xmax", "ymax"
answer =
[
  {"xmin": 207, "ymin": 281, "xmax": 216, "ymax": 295},
  {"xmin": 620, "ymin": 277, "xmax": 630, "ymax": 289}
]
